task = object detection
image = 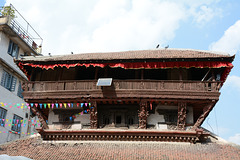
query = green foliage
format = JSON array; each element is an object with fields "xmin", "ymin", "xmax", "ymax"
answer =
[{"xmin": 0, "ymin": 6, "xmax": 16, "ymax": 18}]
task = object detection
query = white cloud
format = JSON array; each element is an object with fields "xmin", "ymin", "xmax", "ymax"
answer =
[
  {"xmin": 5, "ymin": 0, "xmax": 223, "ymax": 55},
  {"xmin": 81, "ymin": 0, "xmax": 186, "ymax": 53},
  {"xmin": 192, "ymin": 5, "xmax": 222, "ymax": 26},
  {"xmin": 228, "ymin": 133, "xmax": 240, "ymax": 145},
  {"xmin": 224, "ymin": 75, "xmax": 240, "ymax": 92},
  {"xmin": 210, "ymin": 20, "xmax": 240, "ymax": 55}
]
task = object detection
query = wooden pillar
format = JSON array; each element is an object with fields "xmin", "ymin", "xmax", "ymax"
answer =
[
  {"xmin": 90, "ymin": 101, "xmax": 98, "ymax": 129},
  {"xmin": 179, "ymin": 68, "xmax": 183, "ymax": 80},
  {"xmin": 58, "ymin": 68, "xmax": 64, "ymax": 81},
  {"xmin": 95, "ymin": 67, "xmax": 99, "ymax": 80},
  {"xmin": 192, "ymin": 102, "xmax": 215, "ymax": 131},
  {"xmin": 141, "ymin": 69, "xmax": 144, "ymax": 80},
  {"xmin": 104, "ymin": 67, "xmax": 108, "ymax": 78},
  {"xmin": 138, "ymin": 100, "xmax": 149, "ymax": 129},
  {"xmin": 211, "ymin": 70, "xmax": 216, "ymax": 81},
  {"xmin": 177, "ymin": 102, "xmax": 187, "ymax": 130},
  {"xmin": 30, "ymin": 106, "xmax": 49, "ymax": 129},
  {"xmin": 30, "ymin": 68, "xmax": 35, "ymax": 81}
]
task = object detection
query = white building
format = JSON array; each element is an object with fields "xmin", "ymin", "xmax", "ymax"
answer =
[{"xmin": 0, "ymin": 4, "xmax": 42, "ymax": 144}]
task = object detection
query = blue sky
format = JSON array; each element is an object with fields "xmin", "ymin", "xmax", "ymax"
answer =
[{"xmin": 2, "ymin": 0, "xmax": 240, "ymax": 144}]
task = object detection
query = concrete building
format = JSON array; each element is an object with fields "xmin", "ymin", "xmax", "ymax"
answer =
[{"xmin": 0, "ymin": 4, "xmax": 42, "ymax": 144}]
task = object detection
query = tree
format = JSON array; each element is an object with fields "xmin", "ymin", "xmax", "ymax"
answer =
[{"xmin": 0, "ymin": 6, "xmax": 16, "ymax": 18}]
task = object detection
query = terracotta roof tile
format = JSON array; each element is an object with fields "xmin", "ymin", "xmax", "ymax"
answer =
[
  {"xmin": 0, "ymin": 137, "xmax": 239, "ymax": 160},
  {"xmin": 20, "ymin": 49, "xmax": 232, "ymax": 62}
]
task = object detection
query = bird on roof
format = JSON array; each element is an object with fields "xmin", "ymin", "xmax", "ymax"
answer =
[
  {"xmin": 156, "ymin": 44, "xmax": 160, "ymax": 48},
  {"xmin": 165, "ymin": 45, "xmax": 169, "ymax": 49}
]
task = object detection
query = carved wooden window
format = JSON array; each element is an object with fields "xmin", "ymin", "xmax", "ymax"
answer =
[
  {"xmin": 128, "ymin": 117, "xmax": 134, "ymax": 125},
  {"xmin": 157, "ymin": 109, "xmax": 178, "ymax": 124},
  {"xmin": 59, "ymin": 113, "xmax": 73, "ymax": 123},
  {"xmin": 104, "ymin": 117, "xmax": 110, "ymax": 125}
]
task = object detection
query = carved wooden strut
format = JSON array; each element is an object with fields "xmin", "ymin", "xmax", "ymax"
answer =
[
  {"xmin": 138, "ymin": 101, "xmax": 149, "ymax": 129},
  {"xmin": 30, "ymin": 106, "xmax": 49, "ymax": 129},
  {"xmin": 90, "ymin": 101, "xmax": 98, "ymax": 129},
  {"xmin": 177, "ymin": 102, "xmax": 187, "ymax": 130},
  {"xmin": 192, "ymin": 103, "xmax": 215, "ymax": 130}
]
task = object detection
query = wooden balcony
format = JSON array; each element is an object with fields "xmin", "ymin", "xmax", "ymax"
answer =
[{"xmin": 22, "ymin": 80, "xmax": 222, "ymax": 102}]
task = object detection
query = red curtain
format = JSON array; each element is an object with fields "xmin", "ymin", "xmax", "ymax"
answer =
[{"xmin": 18, "ymin": 61, "xmax": 233, "ymax": 82}]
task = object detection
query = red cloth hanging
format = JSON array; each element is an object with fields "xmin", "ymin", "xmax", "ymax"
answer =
[{"xmin": 17, "ymin": 61, "xmax": 233, "ymax": 82}]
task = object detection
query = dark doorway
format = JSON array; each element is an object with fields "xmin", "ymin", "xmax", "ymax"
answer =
[
  {"xmin": 104, "ymin": 117, "xmax": 110, "ymax": 125},
  {"xmin": 116, "ymin": 116, "xmax": 121, "ymax": 124}
]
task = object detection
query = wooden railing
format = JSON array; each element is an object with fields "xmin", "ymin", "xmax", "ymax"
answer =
[{"xmin": 22, "ymin": 80, "xmax": 222, "ymax": 92}]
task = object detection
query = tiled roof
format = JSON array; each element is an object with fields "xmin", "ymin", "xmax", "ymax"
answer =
[
  {"xmin": 0, "ymin": 136, "xmax": 239, "ymax": 160},
  {"xmin": 19, "ymin": 49, "xmax": 233, "ymax": 62}
]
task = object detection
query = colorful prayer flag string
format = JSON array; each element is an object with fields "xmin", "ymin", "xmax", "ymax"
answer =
[{"xmin": 0, "ymin": 102, "xmax": 92, "ymax": 110}]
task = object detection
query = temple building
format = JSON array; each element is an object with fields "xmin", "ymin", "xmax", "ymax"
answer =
[{"xmin": 15, "ymin": 49, "xmax": 234, "ymax": 143}]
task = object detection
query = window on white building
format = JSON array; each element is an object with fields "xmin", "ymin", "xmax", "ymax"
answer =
[
  {"xmin": 0, "ymin": 107, "xmax": 7, "ymax": 126},
  {"xmin": 17, "ymin": 81, "xmax": 23, "ymax": 98},
  {"xmin": 1, "ymin": 70, "xmax": 17, "ymax": 91},
  {"xmin": 8, "ymin": 40, "xmax": 19, "ymax": 59},
  {"xmin": 11, "ymin": 114, "xmax": 23, "ymax": 132}
]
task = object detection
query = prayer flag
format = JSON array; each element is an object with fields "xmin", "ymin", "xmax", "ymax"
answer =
[{"xmin": 39, "ymin": 103, "xmax": 42, "ymax": 109}]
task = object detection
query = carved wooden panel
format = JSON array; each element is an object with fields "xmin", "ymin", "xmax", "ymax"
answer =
[
  {"xmin": 177, "ymin": 102, "xmax": 187, "ymax": 130},
  {"xmin": 90, "ymin": 101, "xmax": 98, "ymax": 129},
  {"xmin": 138, "ymin": 101, "xmax": 149, "ymax": 129}
]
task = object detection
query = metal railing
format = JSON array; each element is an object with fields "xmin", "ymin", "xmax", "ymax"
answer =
[{"xmin": 0, "ymin": 4, "xmax": 43, "ymax": 54}]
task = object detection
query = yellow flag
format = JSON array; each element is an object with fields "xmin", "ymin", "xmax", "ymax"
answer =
[
  {"xmin": 64, "ymin": 103, "xmax": 67, "ymax": 108},
  {"xmin": 48, "ymin": 103, "xmax": 50, "ymax": 108}
]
